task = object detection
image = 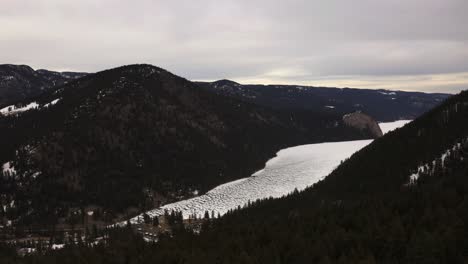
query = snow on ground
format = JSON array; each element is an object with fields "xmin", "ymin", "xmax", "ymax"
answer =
[
  {"xmin": 379, "ymin": 91, "xmax": 397, "ymax": 95},
  {"xmin": 2, "ymin": 162, "xmax": 16, "ymax": 176},
  {"xmin": 44, "ymin": 98, "xmax": 60, "ymax": 107},
  {"xmin": 380, "ymin": 120, "xmax": 411, "ymax": 135},
  {"xmin": 0, "ymin": 102, "xmax": 39, "ymax": 116},
  {"xmin": 0, "ymin": 98, "xmax": 61, "ymax": 116},
  {"xmin": 51, "ymin": 244, "xmax": 65, "ymax": 250},
  {"xmin": 128, "ymin": 120, "xmax": 411, "ymax": 222},
  {"xmin": 407, "ymin": 141, "xmax": 465, "ymax": 185}
]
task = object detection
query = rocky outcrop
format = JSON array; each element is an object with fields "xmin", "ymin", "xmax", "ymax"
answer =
[{"xmin": 343, "ymin": 111, "xmax": 383, "ymax": 138}]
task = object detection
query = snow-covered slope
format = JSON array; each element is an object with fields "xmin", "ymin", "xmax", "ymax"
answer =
[
  {"xmin": 407, "ymin": 138, "xmax": 467, "ymax": 184},
  {"xmin": 0, "ymin": 98, "xmax": 61, "ymax": 116},
  {"xmin": 129, "ymin": 120, "xmax": 410, "ymax": 222},
  {"xmin": 0, "ymin": 102, "xmax": 39, "ymax": 116}
]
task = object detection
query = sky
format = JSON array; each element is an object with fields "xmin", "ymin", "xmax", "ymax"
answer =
[{"xmin": 1, "ymin": 0, "xmax": 468, "ymax": 93}]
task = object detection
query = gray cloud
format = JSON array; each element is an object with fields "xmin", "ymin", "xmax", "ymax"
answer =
[{"xmin": 1, "ymin": 0, "xmax": 467, "ymax": 92}]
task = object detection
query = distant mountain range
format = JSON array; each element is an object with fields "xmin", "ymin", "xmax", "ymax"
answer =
[
  {"xmin": 0, "ymin": 64, "xmax": 87, "ymax": 107},
  {"xmin": 0, "ymin": 64, "xmax": 449, "ymax": 123},
  {"xmin": 197, "ymin": 79, "xmax": 450, "ymax": 121}
]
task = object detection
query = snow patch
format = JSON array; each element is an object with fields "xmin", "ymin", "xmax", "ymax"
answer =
[
  {"xmin": 2, "ymin": 162, "xmax": 16, "ymax": 176},
  {"xmin": 31, "ymin": 171, "xmax": 41, "ymax": 179},
  {"xmin": 379, "ymin": 91, "xmax": 397, "ymax": 95},
  {"xmin": 0, "ymin": 102, "xmax": 39, "ymax": 116},
  {"xmin": 406, "ymin": 141, "xmax": 465, "ymax": 185},
  {"xmin": 44, "ymin": 98, "xmax": 60, "ymax": 107},
  {"xmin": 0, "ymin": 98, "xmax": 61, "ymax": 116},
  {"xmin": 51, "ymin": 244, "xmax": 65, "ymax": 250}
]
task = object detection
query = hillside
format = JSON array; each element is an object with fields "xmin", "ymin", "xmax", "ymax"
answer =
[
  {"xmin": 0, "ymin": 64, "xmax": 370, "ymax": 229},
  {"xmin": 197, "ymin": 80, "xmax": 449, "ymax": 122},
  {"xmin": 0, "ymin": 64, "xmax": 87, "ymax": 107},
  {"xmin": 15, "ymin": 90, "xmax": 468, "ymax": 263},
  {"xmin": 146, "ymin": 90, "xmax": 468, "ymax": 263}
]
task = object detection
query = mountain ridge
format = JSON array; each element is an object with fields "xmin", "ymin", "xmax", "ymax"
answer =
[
  {"xmin": 197, "ymin": 79, "xmax": 450, "ymax": 121},
  {"xmin": 0, "ymin": 64, "xmax": 87, "ymax": 107},
  {"xmin": 0, "ymin": 63, "xmax": 371, "ymax": 228}
]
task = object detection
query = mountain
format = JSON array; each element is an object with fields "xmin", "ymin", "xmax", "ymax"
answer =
[
  {"xmin": 0, "ymin": 65, "xmax": 447, "ymax": 122},
  {"xmin": 0, "ymin": 64, "xmax": 371, "ymax": 229},
  {"xmin": 197, "ymin": 80, "xmax": 450, "ymax": 122},
  {"xmin": 19, "ymin": 90, "xmax": 468, "ymax": 263},
  {"xmin": 0, "ymin": 64, "xmax": 87, "ymax": 107}
]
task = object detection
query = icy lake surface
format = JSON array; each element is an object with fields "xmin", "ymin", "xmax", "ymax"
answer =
[
  {"xmin": 380, "ymin": 120, "xmax": 411, "ymax": 135},
  {"xmin": 131, "ymin": 120, "xmax": 411, "ymax": 222}
]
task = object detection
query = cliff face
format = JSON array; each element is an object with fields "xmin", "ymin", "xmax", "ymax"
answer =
[{"xmin": 343, "ymin": 112, "xmax": 383, "ymax": 138}]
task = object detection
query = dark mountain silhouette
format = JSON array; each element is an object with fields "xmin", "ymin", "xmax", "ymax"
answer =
[
  {"xmin": 0, "ymin": 64, "xmax": 87, "ymax": 107},
  {"xmin": 0, "ymin": 64, "xmax": 370, "ymax": 227},
  {"xmin": 197, "ymin": 80, "xmax": 450, "ymax": 121},
  {"xmin": 0, "ymin": 65, "xmax": 447, "ymax": 122}
]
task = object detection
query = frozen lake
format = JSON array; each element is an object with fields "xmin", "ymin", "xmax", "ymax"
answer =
[{"xmin": 131, "ymin": 120, "xmax": 411, "ymax": 222}]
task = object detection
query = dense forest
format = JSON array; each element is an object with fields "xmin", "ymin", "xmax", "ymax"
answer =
[
  {"xmin": 2, "ymin": 90, "xmax": 466, "ymax": 263},
  {"xmin": 0, "ymin": 64, "xmax": 370, "ymax": 230}
]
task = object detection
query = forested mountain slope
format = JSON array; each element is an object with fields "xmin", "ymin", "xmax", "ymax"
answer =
[
  {"xmin": 0, "ymin": 64, "xmax": 87, "ymax": 107},
  {"xmin": 0, "ymin": 65, "xmax": 447, "ymax": 122},
  {"xmin": 0, "ymin": 64, "xmax": 369, "ymax": 227},
  {"xmin": 149, "ymin": 90, "xmax": 468, "ymax": 263},
  {"xmin": 197, "ymin": 80, "xmax": 449, "ymax": 121},
  {"xmin": 15, "ymin": 90, "xmax": 468, "ymax": 263}
]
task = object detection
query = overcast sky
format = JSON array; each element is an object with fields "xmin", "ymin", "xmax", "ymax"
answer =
[{"xmin": 1, "ymin": 0, "xmax": 468, "ymax": 93}]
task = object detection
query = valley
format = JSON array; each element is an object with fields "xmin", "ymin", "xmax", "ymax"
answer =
[
  {"xmin": 2, "ymin": 2, "xmax": 467, "ymax": 262},
  {"xmin": 0, "ymin": 64, "xmax": 456, "ymax": 261},
  {"xmin": 130, "ymin": 120, "xmax": 410, "ymax": 223},
  {"xmin": 0, "ymin": 64, "xmax": 381, "ymax": 247}
]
